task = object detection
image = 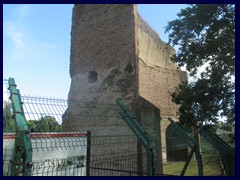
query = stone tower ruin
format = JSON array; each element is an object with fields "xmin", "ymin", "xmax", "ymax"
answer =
[{"xmin": 64, "ymin": 4, "xmax": 187, "ymax": 174}]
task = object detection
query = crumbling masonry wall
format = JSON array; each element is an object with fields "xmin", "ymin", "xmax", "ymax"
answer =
[
  {"xmin": 63, "ymin": 4, "xmax": 187, "ymax": 174},
  {"xmin": 69, "ymin": 4, "xmax": 137, "ymax": 105},
  {"xmin": 136, "ymin": 15, "xmax": 187, "ymax": 161},
  {"xmin": 63, "ymin": 4, "xmax": 140, "ymax": 175}
]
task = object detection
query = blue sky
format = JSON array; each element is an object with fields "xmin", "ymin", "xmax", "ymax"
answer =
[{"xmin": 3, "ymin": 4, "xmax": 188, "ymax": 99}]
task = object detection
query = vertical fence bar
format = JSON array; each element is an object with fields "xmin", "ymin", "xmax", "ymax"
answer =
[
  {"xmin": 86, "ymin": 131, "xmax": 91, "ymax": 176},
  {"xmin": 195, "ymin": 146, "xmax": 203, "ymax": 176},
  {"xmin": 180, "ymin": 147, "xmax": 195, "ymax": 176},
  {"xmin": 153, "ymin": 107, "xmax": 162, "ymax": 175},
  {"xmin": 136, "ymin": 112, "xmax": 143, "ymax": 176},
  {"xmin": 146, "ymin": 144, "xmax": 155, "ymax": 176},
  {"xmin": 137, "ymin": 140, "xmax": 143, "ymax": 176}
]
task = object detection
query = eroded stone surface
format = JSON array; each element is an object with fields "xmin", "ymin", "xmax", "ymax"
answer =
[
  {"xmin": 68, "ymin": 4, "xmax": 137, "ymax": 105},
  {"xmin": 64, "ymin": 4, "xmax": 188, "ymax": 170}
]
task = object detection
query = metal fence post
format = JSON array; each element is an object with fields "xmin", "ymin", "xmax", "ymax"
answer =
[
  {"xmin": 116, "ymin": 99, "xmax": 155, "ymax": 176},
  {"xmin": 8, "ymin": 78, "xmax": 33, "ymax": 176},
  {"xmin": 86, "ymin": 131, "xmax": 91, "ymax": 176},
  {"xmin": 136, "ymin": 112, "xmax": 143, "ymax": 176},
  {"xmin": 146, "ymin": 142, "xmax": 155, "ymax": 176},
  {"xmin": 167, "ymin": 118, "xmax": 203, "ymax": 176}
]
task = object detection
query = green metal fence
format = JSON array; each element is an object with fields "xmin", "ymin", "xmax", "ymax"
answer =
[
  {"xmin": 200, "ymin": 129, "xmax": 235, "ymax": 176},
  {"xmin": 161, "ymin": 120, "xmax": 234, "ymax": 176},
  {"xmin": 3, "ymin": 78, "xmax": 152, "ymax": 176},
  {"xmin": 165, "ymin": 118, "xmax": 203, "ymax": 176},
  {"xmin": 116, "ymin": 99, "xmax": 154, "ymax": 176},
  {"xmin": 3, "ymin": 78, "xmax": 234, "ymax": 176}
]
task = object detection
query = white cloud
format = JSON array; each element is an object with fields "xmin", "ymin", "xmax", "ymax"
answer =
[
  {"xmin": 4, "ymin": 5, "xmax": 32, "ymax": 60},
  {"xmin": 4, "ymin": 21, "xmax": 32, "ymax": 61},
  {"xmin": 4, "ymin": 5, "xmax": 57, "ymax": 62},
  {"xmin": 5, "ymin": 22, "xmax": 27, "ymax": 50},
  {"xmin": 16, "ymin": 4, "xmax": 32, "ymax": 20}
]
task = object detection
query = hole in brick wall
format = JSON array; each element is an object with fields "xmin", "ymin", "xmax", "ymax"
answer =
[
  {"xmin": 124, "ymin": 62, "xmax": 133, "ymax": 74},
  {"xmin": 88, "ymin": 71, "xmax": 98, "ymax": 83}
]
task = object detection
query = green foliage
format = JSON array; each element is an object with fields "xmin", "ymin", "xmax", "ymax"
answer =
[
  {"xmin": 166, "ymin": 4, "xmax": 235, "ymax": 127},
  {"xmin": 3, "ymin": 101, "xmax": 62, "ymax": 133},
  {"xmin": 3, "ymin": 101, "xmax": 15, "ymax": 133},
  {"xmin": 27, "ymin": 116, "xmax": 62, "ymax": 132}
]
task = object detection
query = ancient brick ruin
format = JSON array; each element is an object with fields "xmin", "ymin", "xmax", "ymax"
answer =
[{"xmin": 63, "ymin": 4, "xmax": 187, "ymax": 174}]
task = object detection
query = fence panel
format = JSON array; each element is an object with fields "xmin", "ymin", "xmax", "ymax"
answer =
[
  {"xmin": 3, "ymin": 78, "xmax": 148, "ymax": 176},
  {"xmin": 4, "ymin": 78, "xmax": 233, "ymax": 176}
]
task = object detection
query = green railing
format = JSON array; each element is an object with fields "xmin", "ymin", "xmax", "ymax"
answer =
[
  {"xmin": 167, "ymin": 118, "xmax": 203, "ymax": 176},
  {"xmin": 4, "ymin": 78, "xmax": 232, "ymax": 176},
  {"xmin": 116, "ymin": 99, "xmax": 155, "ymax": 176},
  {"xmin": 200, "ymin": 129, "xmax": 235, "ymax": 176},
  {"xmin": 8, "ymin": 78, "xmax": 33, "ymax": 176},
  {"xmin": 4, "ymin": 78, "xmax": 147, "ymax": 176}
]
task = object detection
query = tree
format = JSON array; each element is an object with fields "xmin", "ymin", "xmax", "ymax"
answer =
[
  {"xmin": 27, "ymin": 120, "xmax": 38, "ymax": 132},
  {"xmin": 3, "ymin": 102, "xmax": 62, "ymax": 133},
  {"xmin": 3, "ymin": 101, "xmax": 15, "ymax": 132},
  {"xmin": 27, "ymin": 116, "xmax": 62, "ymax": 132},
  {"xmin": 165, "ymin": 4, "xmax": 235, "ymax": 128}
]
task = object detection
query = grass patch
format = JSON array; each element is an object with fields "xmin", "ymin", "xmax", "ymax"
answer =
[{"xmin": 162, "ymin": 155, "xmax": 222, "ymax": 176}]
